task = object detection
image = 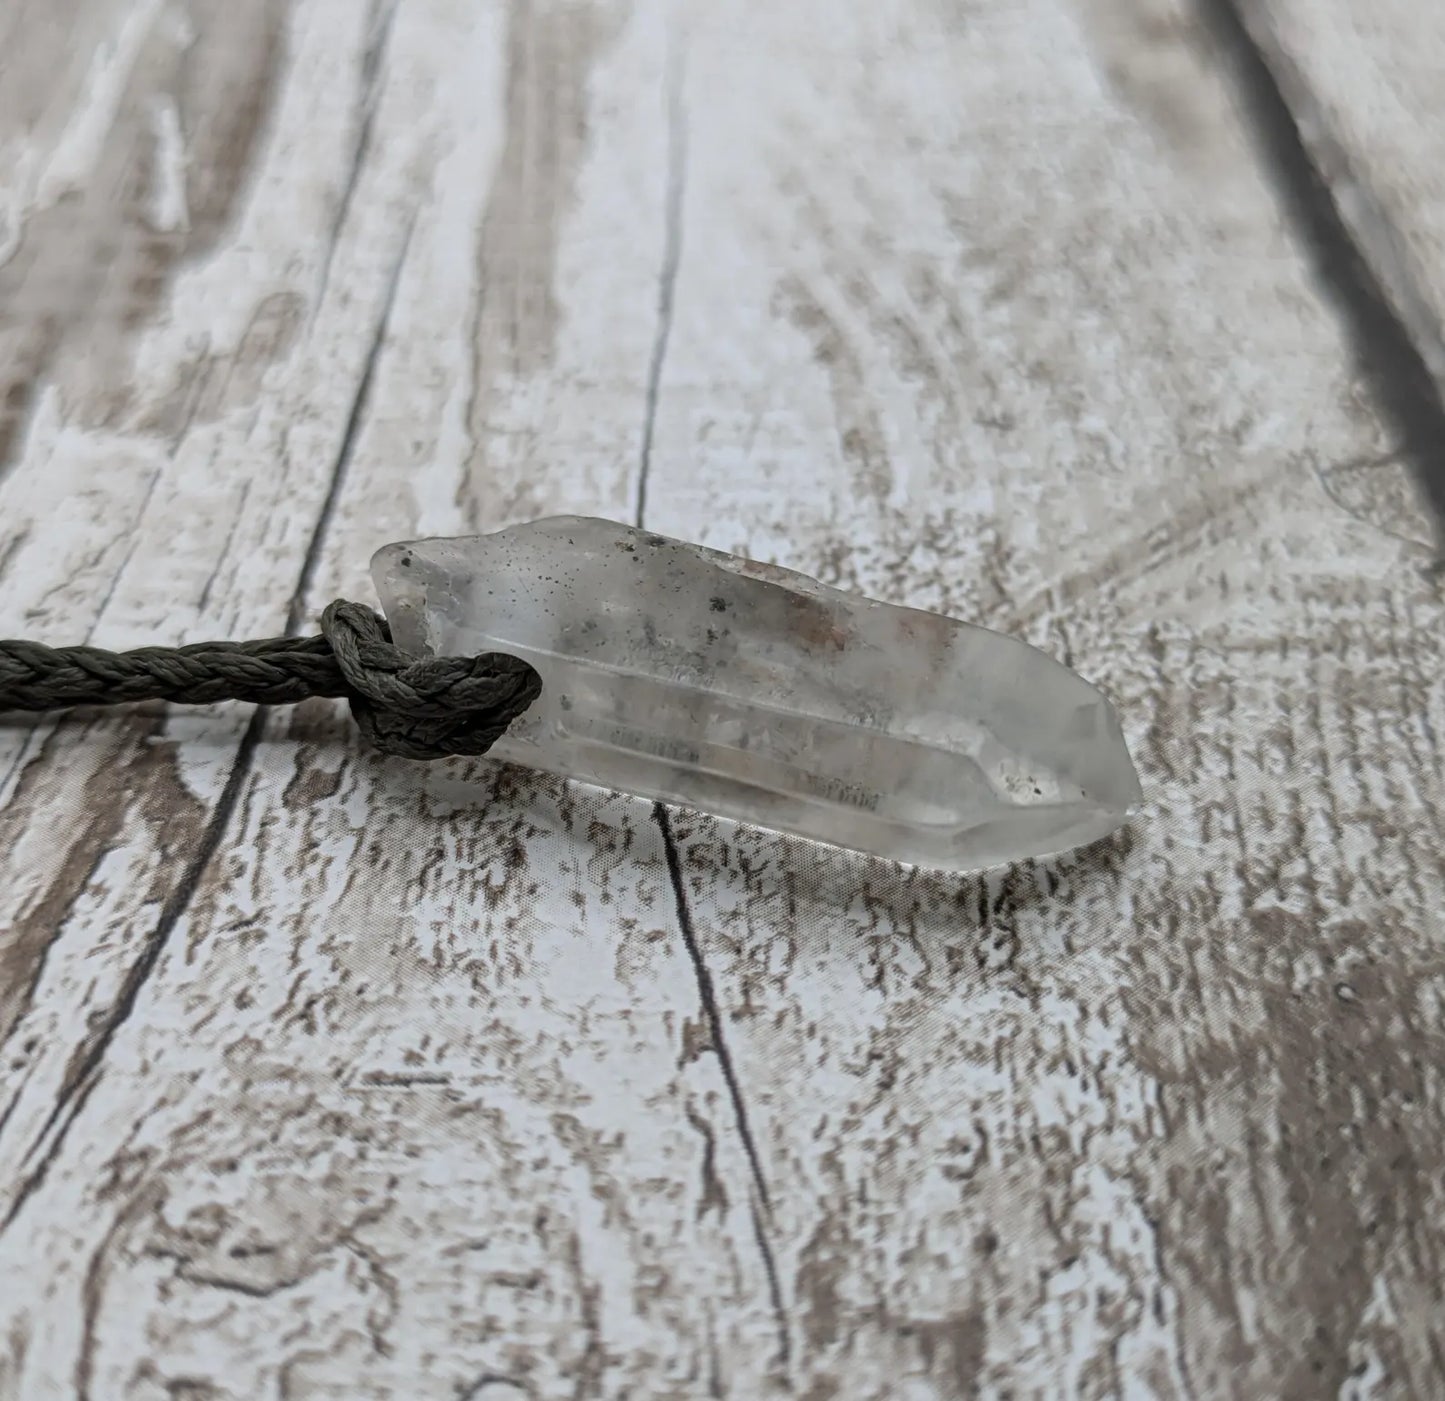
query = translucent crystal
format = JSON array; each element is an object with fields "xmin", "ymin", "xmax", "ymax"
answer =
[{"xmin": 372, "ymin": 517, "xmax": 1142, "ymax": 871}]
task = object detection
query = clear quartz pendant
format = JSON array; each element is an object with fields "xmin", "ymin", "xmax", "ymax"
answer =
[{"xmin": 373, "ymin": 517, "xmax": 1142, "ymax": 871}]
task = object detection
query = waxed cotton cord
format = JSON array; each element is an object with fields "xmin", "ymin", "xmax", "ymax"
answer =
[{"xmin": 0, "ymin": 601, "xmax": 541, "ymax": 760}]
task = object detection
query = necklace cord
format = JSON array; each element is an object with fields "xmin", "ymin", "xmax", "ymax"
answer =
[{"xmin": 0, "ymin": 601, "xmax": 541, "ymax": 760}]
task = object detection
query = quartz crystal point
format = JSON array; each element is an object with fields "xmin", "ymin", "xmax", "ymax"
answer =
[{"xmin": 372, "ymin": 517, "xmax": 1142, "ymax": 871}]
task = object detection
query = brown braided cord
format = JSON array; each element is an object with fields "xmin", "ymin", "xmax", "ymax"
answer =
[{"xmin": 0, "ymin": 602, "xmax": 542, "ymax": 761}]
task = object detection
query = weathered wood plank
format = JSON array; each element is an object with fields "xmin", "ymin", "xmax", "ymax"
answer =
[
  {"xmin": 2, "ymin": 2, "xmax": 783, "ymax": 1397},
  {"xmin": 640, "ymin": 0, "xmax": 1445, "ymax": 1394},
  {"xmin": 1, "ymin": 0, "xmax": 1443, "ymax": 1397},
  {"xmin": 0, "ymin": 0, "xmax": 375, "ymax": 1186}
]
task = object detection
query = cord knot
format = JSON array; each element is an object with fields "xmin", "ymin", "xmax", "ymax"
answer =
[{"xmin": 319, "ymin": 601, "xmax": 541, "ymax": 761}]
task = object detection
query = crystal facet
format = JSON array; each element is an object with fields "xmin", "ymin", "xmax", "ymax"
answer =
[{"xmin": 372, "ymin": 517, "xmax": 1142, "ymax": 871}]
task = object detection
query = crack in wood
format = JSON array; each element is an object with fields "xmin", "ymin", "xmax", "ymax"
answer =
[
  {"xmin": 0, "ymin": 526, "xmax": 30, "ymax": 592},
  {"xmin": 1, "ymin": 712, "xmax": 264, "ymax": 1235},
  {"xmin": 316, "ymin": 0, "xmax": 400, "ymax": 309},
  {"xmin": 658, "ymin": 805, "xmax": 792, "ymax": 1370},
  {"xmin": 0, "ymin": 222, "xmax": 414, "ymax": 1236},
  {"xmin": 631, "ymin": 30, "xmax": 794, "ymax": 1372},
  {"xmin": 632, "ymin": 26, "xmax": 687, "ymax": 532},
  {"xmin": 291, "ymin": 220, "xmax": 414, "ymax": 635}
]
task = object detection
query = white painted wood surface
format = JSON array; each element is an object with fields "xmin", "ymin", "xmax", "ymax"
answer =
[
  {"xmin": 1, "ymin": 1, "xmax": 1443, "ymax": 1396},
  {"xmin": 1240, "ymin": 0, "xmax": 1445, "ymax": 408}
]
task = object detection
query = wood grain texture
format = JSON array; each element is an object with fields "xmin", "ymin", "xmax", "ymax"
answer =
[{"xmin": 1, "ymin": 0, "xmax": 1442, "ymax": 1397}]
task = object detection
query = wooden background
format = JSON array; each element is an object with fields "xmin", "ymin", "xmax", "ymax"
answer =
[{"xmin": 2, "ymin": 0, "xmax": 1443, "ymax": 1396}]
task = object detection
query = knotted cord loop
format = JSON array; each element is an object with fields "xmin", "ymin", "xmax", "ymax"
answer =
[
  {"xmin": 317, "ymin": 601, "xmax": 540, "ymax": 760},
  {"xmin": 0, "ymin": 605, "xmax": 541, "ymax": 760}
]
